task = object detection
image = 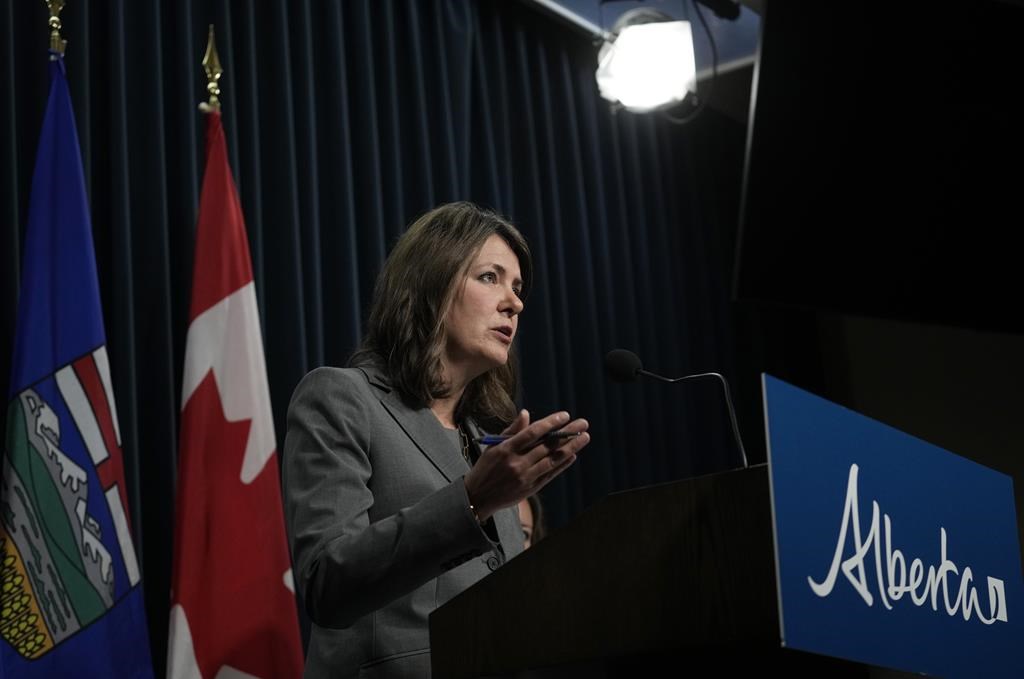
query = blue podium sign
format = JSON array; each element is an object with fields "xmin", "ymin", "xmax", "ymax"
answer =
[{"xmin": 764, "ymin": 375, "xmax": 1023, "ymax": 678}]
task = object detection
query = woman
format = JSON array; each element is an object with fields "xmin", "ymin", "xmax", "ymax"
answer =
[
  {"xmin": 283, "ymin": 202, "xmax": 590, "ymax": 678},
  {"xmin": 518, "ymin": 494, "xmax": 547, "ymax": 549}
]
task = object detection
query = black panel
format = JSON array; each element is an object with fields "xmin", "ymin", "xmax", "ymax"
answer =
[{"xmin": 735, "ymin": 0, "xmax": 1024, "ymax": 333}]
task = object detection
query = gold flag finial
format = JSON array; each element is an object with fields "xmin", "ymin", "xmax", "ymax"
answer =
[
  {"xmin": 200, "ymin": 25, "xmax": 223, "ymax": 113},
  {"xmin": 46, "ymin": 0, "xmax": 67, "ymax": 56}
]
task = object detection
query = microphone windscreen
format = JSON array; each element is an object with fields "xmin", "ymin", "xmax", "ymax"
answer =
[{"xmin": 604, "ymin": 349, "xmax": 643, "ymax": 382}]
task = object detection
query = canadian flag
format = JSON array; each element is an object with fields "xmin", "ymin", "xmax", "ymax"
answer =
[{"xmin": 167, "ymin": 111, "xmax": 304, "ymax": 679}]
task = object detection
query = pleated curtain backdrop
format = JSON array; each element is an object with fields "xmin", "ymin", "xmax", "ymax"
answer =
[{"xmin": 1, "ymin": 0, "xmax": 747, "ymax": 668}]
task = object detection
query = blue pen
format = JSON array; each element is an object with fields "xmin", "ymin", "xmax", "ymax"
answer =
[{"xmin": 475, "ymin": 431, "xmax": 579, "ymax": 446}]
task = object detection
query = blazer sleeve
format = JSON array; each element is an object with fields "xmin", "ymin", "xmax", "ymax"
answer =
[{"xmin": 282, "ymin": 367, "xmax": 497, "ymax": 629}]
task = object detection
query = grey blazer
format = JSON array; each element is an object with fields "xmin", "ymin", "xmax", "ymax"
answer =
[{"xmin": 282, "ymin": 365, "xmax": 524, "ymax": 678}]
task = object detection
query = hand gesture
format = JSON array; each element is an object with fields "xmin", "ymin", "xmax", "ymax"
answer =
[{"xmin": 464, "ymin": 409, "xmax": 590, "ymax": 521}]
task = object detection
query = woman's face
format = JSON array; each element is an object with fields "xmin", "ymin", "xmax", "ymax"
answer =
[
  {"xmin": 443, "ymin": 234, "xmax": 524, "ymax": 381},
  {"xmin": 518, "ymin": 498, "xmax": 534, "ymax": 549}
]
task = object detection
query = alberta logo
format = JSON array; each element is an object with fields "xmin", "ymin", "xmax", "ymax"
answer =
[
  {"xmin": 0, "ymin": 348, "xmax": 140, "ymax": 660},
  {"xmin": 808, "ymin": 463, "xmax": 1008, "ymax": 625}
]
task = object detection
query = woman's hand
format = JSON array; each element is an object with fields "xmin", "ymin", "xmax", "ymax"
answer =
[{"xmin": 463, "ymin": 409, "xmax": 590, "ymax": 521}]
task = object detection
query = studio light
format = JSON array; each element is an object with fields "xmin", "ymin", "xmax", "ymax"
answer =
[{"xmin": 595, "ymin": 9, "xmax": 697, "ymax": 113}]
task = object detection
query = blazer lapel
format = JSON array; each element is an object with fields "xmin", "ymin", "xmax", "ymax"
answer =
[{"xmin": 377, "ymin": 387, "xmax": 468, "ymax": 484}]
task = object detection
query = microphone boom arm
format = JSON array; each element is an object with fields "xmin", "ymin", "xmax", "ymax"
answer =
[{"xmin": 637, "ymin": 369, "xmax": 750, "ymax": 469}]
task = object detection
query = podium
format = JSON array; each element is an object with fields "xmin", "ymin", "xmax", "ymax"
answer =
[
  {"xmin": 430, "ymin": 465, "xmax": 871, "ymax": 678},
  {"xmin": 432, "ymin": 376, "xmax": 1024, "ymax": 678}
]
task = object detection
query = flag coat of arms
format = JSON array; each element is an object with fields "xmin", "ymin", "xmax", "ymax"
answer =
[
  {"xmin": 1, "ymin": 55, "xmax": 154, "ymax": 678},
  {"xmin": 166, "ymin": 110, "xmax": 303, "ymax": 679}
]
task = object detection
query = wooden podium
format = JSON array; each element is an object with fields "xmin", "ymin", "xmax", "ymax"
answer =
[{"xmin": 430, "ymin": 465, "xmax": 878, "ymax": 678}]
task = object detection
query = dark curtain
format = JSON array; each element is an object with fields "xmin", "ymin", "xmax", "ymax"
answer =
[{"xmin": 1, "ymin": 0, "xmax": 746, "ymax": 671}]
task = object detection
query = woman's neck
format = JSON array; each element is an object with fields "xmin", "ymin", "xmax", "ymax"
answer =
[
  {"xmin": 430, "ymin": 362, "xmax": 473, "ymax": 429},
  {"xmin": 429, "ymin": 389, "xmax": 464, "ymax": 429}
]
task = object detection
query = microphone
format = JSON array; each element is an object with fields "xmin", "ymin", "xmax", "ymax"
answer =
[{"xmin": 604, "ymin": 349, "xmax": 749, "ymax": 469}]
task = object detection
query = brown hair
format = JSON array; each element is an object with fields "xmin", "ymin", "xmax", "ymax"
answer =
[{"xmin": 350, "ymin": 202, "xmax": 532, "ymax": 427}]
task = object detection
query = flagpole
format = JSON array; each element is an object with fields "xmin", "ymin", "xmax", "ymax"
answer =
[
  {"xmin": 46, "ymin": 0, "xmax": 67, "ymax": 57},
  {"xmin": 200, "ymin": 25, "xmax": 223, "ymax": 113}
]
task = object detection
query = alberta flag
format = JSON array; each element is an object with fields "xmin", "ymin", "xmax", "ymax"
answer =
[{"xmin": 0, "ymin": 55, "xmax": 154, "ymax": 677}]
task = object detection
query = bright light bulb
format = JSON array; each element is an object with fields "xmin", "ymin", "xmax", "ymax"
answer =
[{"xmin": 595, "ymin": 21, "xmax": 697, "ymax": 113}]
